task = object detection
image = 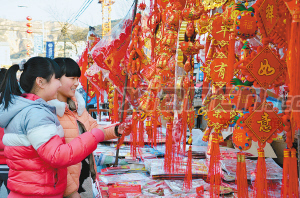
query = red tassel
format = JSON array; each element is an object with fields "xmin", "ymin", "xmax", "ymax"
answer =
[
  {"xmin": 289, "ymin": 148, "xmax": 299, "ymax": 198},
  {"xmin": 254, "ymin": 148, "xmax": 268, "ymax": 198},
  {"xmin": 130, "ymin": 110, "xmax": 138, "ymax": 158},
  {"xmin": 236, "ymin": 152, "xmax": 248, "ymax": 198},
  {"xmin": 209, "ymin": 133, "xmax": 221, "ymax": 197},
  {"xmin": 164, "ymin": 121, "xmax": 173, "ymax": 173},
  {"xmin": 182, "ymin": 95, "xmax": 188, "ymax": 153},
  {"xmin": 184, "ymin": 145, "xmax": 193, "ymax": 192},
  {"xmin": 139, "ymin": 115, "xmax": 144, "ymax": 148},
  {"xmin": 113, "ymin": 88, "xmax": 119, "ymax": 123},
  {"xmin": 227, "ymin": 33, "xmax": 235, "ymax": 86},
  {"xmin": 287, "ymin": 3, "xmax": 300, "ymax": 129},
  {"xmin": 281, "ymin": 149, "xmax": 290, "ymax": 198}
]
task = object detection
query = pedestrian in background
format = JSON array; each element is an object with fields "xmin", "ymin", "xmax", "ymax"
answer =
[{"xmin": 0, "ymin": 57, "xmax": 124, "ymax": 198}]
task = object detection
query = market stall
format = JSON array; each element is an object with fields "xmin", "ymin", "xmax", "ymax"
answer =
[{"xmin": 77, "ymin": 0, "xmax": 300, "ymax": 197}]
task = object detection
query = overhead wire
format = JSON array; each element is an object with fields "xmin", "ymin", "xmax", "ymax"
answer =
[{"xmin": 67, "ymin": 0, "xmax": 93, "ymax": 28}]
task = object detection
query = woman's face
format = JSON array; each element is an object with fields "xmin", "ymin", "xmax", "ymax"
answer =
[
  {"xmin": 57, "ymin": 75, "xmax": 79, "ymax": 101},
  {"xmin": 43, "ymin": 75, "xmax": 62, "ymax": 101}
]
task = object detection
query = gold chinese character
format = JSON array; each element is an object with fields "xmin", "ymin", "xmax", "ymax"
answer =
[
  {"xmin": 216, "ymin": 26, "xmax": 230, "ymax": 38},
  {"xmin": 257, "ymin": 112, "xmax": 272, "ymax": 132},
  {"xmin": 266, "ymin": 4, "xmax": 274, "ymax": 23},
  {"xmin": 213, "ymin": 104, "xmax": 227, "ymax": 118},
  {"xmin": 243, "ymin": 20, "xmax": 253, "ymax": 29},
  {"xmin": 258, "ymin": 59, "xmax": 275, "ymax": 76},
  {"xmin": 214, "ymin": 62, "xmax": 228, "ymax": 79}
]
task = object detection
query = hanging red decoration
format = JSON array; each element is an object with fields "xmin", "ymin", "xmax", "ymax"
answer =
[
  {"xmin": 238, "ymin": 101, "xmax": 283, "ymax": 148},
  {"xmin": 26, "ymin": 16, "xmax": 32, "ymax": 21},
  {"xmin": 235, "ymin": 3, "xmax": 258, "ymax": 39},
  {"xmin": 236, "ymin": 46, "xmax": 287, "ymax": 89},
  {"xmin": 229, "ymin": 78, "xmax": 256, "ymax": 111},
  {"xmin": 181, "ymin": 0, "xmax": 204, "ymax": 21},
  {"xmin": 232, "ymin": 127, "xmax": 252, "ymax": 151}
]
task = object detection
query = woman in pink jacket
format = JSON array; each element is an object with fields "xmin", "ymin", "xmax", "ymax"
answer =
[
  {"xmin": 0, "ymin": 68, "xmax": 9, "ymax": 194},
  {"xmin": 48, "ymin": 58, "xmax": 129, "ymax": 198},
  {"xmin": 0, "ymin": 57, "xmax": 129, "ymax": 198}
]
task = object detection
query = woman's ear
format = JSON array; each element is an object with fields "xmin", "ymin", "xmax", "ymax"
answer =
[{"xmin": 35, "ymin": 77, "xmax": 46, "ymax": 89}]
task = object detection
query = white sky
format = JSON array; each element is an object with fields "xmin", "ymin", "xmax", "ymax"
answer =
[{"xmin": 0, "ymin": 0, "xmax": 134, "ymax": 27}]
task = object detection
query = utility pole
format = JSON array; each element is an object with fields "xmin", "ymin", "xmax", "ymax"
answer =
[{"xmin": 61, "ymin": 24, "xmax": 67, "ymax": 58}]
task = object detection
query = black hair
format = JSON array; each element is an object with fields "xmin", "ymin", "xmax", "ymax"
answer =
[
  {"xmin": 0, "ymin": 68, "xmax": 7, "ymax": 86},
  {"xmin": 0, "ymin": 57, "xmax": 62, "ymax": 109},
  {"xmin": 54, "ymin": 58, "xmax": 81, "ymax": 78}
]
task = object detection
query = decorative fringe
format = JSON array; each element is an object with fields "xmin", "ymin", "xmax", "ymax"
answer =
[
  {"xmin": 227, "ymin": 33, "xmax": 235, "ymax": 86},
  {"xmin": 164, "ymin": 121, "xmax": 173, "ymax": 173},
  {"xmin": 209, "ymin": 133, "xmax": 221, "ymax": 197},
  {"xmin": 254, "ymin": 148, "xmax": 268, "ymax": 198},
  {"xmin": 289, "ymin": 148, "xmax": 299, "ymax": 198},
  {"xmin": 184, "ymin": 146, "xmax": 193, "ymax": 192},
  {"xmin": 139, "ymin": 115, "xmax": 144, "ymax": 148},
  {"xmin": 287, "ymin": 3, "xmax": 300, "ymax": 129},
  {"xmin": 113, "ymin": 88, "xmax": 119, "ymax": 123},
  {"xmin": 236, "ymin": 152, "xmax": 248, "ymax": 198},
  {"xmin": 281, "ymin": 149, "xmax": 290, "ymax": 198},
  {"xmin": 152, "ymin": 98, "xmax": 160, "ymax": 147},
  {"xmin": 182, "ymin": 95, "xmax": 188, "ymax": 153},
  {"xmin": 130, "ymin": 110, "xmax": 138, "ymax": 158}
]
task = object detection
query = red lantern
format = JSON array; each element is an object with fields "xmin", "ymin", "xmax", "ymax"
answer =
[
  {"xmin": 26, "ymin": 29, "xmax": 33, "ymax": 34},
  {"xmin": 232, "ymin": 127, "xmax": 252, "ymax": 151},
  {"xmin": 26, "ymin": 23, "xmax": 32, "ymax": 28},
  {"xmin": 26, "ymin": 16, "xmax": 32, "ymax": 21}
]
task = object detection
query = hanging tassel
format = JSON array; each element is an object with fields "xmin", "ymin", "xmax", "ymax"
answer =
[
  {"xmin": 184, "ymin": 145, "xmax": 193, "ymax": 192},
  {"xmin": 164, "ymin": 120, "xmax": 173, "ymax": 173},
  {"xmin": 227, "ymin": 33, "xmax": 235, "ymax": 86},
  {"xmin": 152, "ymin": 98, "xmax": 159, "ymax": 147},
  {"xmin": 139, "ymin": 115, "xmax": 144, "ymax": 148},
  {"xmin": 254, "ymin": 148, "xmax": 268, "ymax": 198},
  {"xmin": 289, "ymin": 148, "xmax": 299, "ymax": 198},
  {"xmin": 182, "ymin": 94, "xmax": 188, "ymax": 154},
  {"xmin": 130, "ymin": 110, "xmax": 138, "ymax": 158},
  {"xmin": 113, "ymin": 88, "xmax": 119, "ymax": 123},
  {"xmin": 287, "ymin": 2, "xmax": 300, "ymax": 129},
  {"xmin": 236, "ymin": 152, "xmax": 248, "ymax": 198},
  {"xmin": 208, "ymin": 132, "xmax": 221, "ymax": 197},
  {"xmin": 281, "ymin": 149, "xmax": 290, "ymax": 198}
]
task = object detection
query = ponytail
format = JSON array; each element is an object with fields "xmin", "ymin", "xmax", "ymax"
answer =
[
  {"xmin": 0, "ymin": 57, "xmax": 61, "ymax": 109},
  {"xmin": 0, "ymin": 64, "xmax": 22, "ymax": 109}
]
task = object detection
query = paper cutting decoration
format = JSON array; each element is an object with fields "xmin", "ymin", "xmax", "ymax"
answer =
[
  {"xmin": 237, "ymin": 101, "xmax": 283, "ymax": 148},
  {"xmin": 237, "ymin": 46, "xmax": 286, "ymax": 89}
]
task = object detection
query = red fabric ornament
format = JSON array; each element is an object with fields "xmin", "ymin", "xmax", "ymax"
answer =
[
  {"xmin": 237, "ymin": 46, "xmax": 287, "ymax": 89},
  {"xmin": 229, "ymin": 79, "xmax": 256, "ymax": 111},
  {"xmin": 181, "ymin": 0, "xmax": 204, "ymax": 21},
  {"xmin": 235, "ymin": 11, "xmax": 258, "ymax": 39},
  {"xmin": 232, "ymin": 128, "xmax": 252, "ymax": 151}
]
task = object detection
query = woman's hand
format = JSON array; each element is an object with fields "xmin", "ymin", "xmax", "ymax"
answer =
[{"xmin": 118, "ymin": 120, "xmax": 132, "ymax": 136}]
